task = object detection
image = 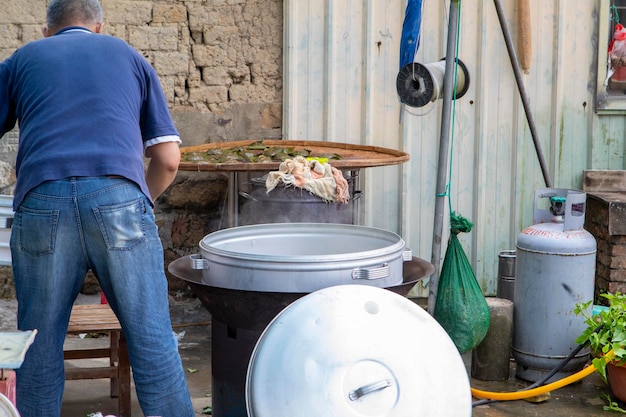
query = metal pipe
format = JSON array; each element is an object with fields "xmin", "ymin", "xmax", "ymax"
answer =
[
  {"xmin": 351, "ymin": 169, "xmax": 361, "ymax": 225},
  {"xmin": 493, "ymin": 0, "xmax": 553, "ymax": 188},
  {"xmin": 227, "ymin": 172, "xmax": 238, "ymax": 227},
  {"xmin": 428, "ymin": 0, "xmax": 460, "ymax": 316}
]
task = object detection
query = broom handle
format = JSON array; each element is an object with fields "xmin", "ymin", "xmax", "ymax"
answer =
[
  {"xmin": 518, "ymin": 0, "xmax": 532, "ymax": 74},
  {"xmin": 494, "ymin": 0, "xmax": 552, "ymax": 188}
]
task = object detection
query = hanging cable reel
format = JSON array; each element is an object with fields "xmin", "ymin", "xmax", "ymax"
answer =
[{"xmin": 396, "ymin": 58, "xmax": 470, "ymax": 108}]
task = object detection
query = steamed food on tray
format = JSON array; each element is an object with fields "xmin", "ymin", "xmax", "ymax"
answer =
[{"xmin": 181, "ymin": 141, "xmax": 342, "ymax": 164}]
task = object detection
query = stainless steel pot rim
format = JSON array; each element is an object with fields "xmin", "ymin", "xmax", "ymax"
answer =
[{"xmin": 199, "ymin": 223, "xmax": 407, "ymax": 263}]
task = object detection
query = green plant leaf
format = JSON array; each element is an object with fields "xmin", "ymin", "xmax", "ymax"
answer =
[
  {"xmin": 602, "ymin": 392, "xmax": 626, "ymax": 413},
  {"xmin": 593, "ymin": 356, "xmax": 608, "ymax": 381},
  {"xmin": 614, "ymin": 346, "xmax": 626, "ymax": 359},
  {"xmin": 574, "ymin": 292, "xmax": 626, "ymax": 384}
]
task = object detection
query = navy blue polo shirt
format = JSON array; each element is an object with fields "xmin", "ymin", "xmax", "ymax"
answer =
[{"xmin": 0, "ymin": 27, "xmax": 179, "ymax": 209}]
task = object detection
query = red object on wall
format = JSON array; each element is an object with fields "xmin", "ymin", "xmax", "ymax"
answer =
[{"xmin": 610, "ymin": 23, "xmax": 626, "ymax": 82}]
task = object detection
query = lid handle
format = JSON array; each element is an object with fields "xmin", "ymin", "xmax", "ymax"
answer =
[
  {"xmin": 351, "ymin": 263, "xmax": 390, "ymax": 280},
  {"xmin": 348, "ymin": 378, "xmax": 392, "ymax": 401}
]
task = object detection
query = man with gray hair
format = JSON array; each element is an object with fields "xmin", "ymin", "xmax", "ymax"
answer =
[{"xmin": 0, "ymin": 0, "xmax": 195, "ymax": 415}]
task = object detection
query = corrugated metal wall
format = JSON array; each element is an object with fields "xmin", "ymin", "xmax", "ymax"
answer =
[{"xmin": 283, "ymin": 0, "xmax": 622, "ymax": 297}]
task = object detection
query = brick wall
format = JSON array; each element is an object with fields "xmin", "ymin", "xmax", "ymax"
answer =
[{"xmin": 585, "ymin": 195, "xmax": 626, "ymax": 299}]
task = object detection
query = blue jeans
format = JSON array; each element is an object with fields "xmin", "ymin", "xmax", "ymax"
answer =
[{"xmin": 11, "ymin": 177, "xmax": 194, "ymax": 417}]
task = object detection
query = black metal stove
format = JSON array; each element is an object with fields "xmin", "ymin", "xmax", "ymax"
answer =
[{"xmin": 168, "ymin": 255, "xmax": 433, "ymax": 417}]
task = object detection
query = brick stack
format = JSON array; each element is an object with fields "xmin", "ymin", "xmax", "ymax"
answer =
[{"xmin": 583, "ymin": 170, "xmax": 626, "ymax": 300}]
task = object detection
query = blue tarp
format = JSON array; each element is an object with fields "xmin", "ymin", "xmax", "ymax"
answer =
[{"xmin": 399, "ymin": 0, "xmax": 423, "ymax": 69}]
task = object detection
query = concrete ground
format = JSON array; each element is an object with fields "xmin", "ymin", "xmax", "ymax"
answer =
[
  {"xmin": 62, "ymin": 322, "xmax": 213, "ymax": 417},
  {"xmin": 0, "ymin": 295, "xmax": 214, "ymax": 417},
  {"xmin": 0, "ymin": 296, "xmax": 618, "ymax": 417}
]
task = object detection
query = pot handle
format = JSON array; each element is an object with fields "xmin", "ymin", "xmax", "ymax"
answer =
[
  {"xmin": 189, "ymin": 254, "xmax": 209, "ymax": 271},
  {"xmin": 238, "ymin": 191, "xmax": 258, "ymax": 202},
  {"xmin": 349, "ymin": 379, "xmax": 393, "ymax": 401},
  {"xmin": 352, "ymin": 263, "xmax": 389, "ymax": 280}
]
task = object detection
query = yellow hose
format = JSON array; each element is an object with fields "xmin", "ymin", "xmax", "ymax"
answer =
[
  {"xmin": 471, "ymin": 363, "xmax": 597, "ymax": 401},
  {"xmin": 471, "ymin": 350, "xmax": 613, "ymax": 401}
]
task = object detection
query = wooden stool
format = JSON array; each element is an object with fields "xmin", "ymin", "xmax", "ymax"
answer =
[{"xmin": 64, "ymin": 304, "xmax": 131, "ymax": 417}]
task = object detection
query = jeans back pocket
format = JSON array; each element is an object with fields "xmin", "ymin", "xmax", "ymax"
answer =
[
  {"xmin": 93, "ymin": 198, "xmax": 146, "ymax": 250},
  {"xmin": 15, "ymin": 207, "xmax": 59, "ymax": 256}
]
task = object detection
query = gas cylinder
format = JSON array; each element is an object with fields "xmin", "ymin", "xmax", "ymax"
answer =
[{"xmin": 512, "ymin": 188, "xmax": 596, "ymax": 383}]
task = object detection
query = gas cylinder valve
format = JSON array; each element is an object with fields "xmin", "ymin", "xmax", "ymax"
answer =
[{"xmin": 549, "ymin": 196, "xmax": 566, "ymax": 217}]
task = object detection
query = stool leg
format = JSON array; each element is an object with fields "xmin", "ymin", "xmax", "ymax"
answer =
[
  {"xmin": 110, "ymin": 331, "xmax": 120, "ymax": 398},
  {"xmin": 118, "ymin": 333, "xmax": 131, "ymax": 417}
]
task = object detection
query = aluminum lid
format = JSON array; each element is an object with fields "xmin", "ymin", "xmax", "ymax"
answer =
[
  {"xmin": 246, "ymin": 285, "xmax": 472, "ymax": 417},
  {"xmin": 0, "ymin": 394, "xmax": 18, "ymax": 417}
]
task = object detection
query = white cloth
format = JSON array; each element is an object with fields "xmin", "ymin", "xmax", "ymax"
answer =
[
  {"xmin": 265, "ymin": 156, "xmax": 349, "ymax": 203},
  {"xmin": 0, "ymin": 330, "xmax": 37, "ymax": 369}
]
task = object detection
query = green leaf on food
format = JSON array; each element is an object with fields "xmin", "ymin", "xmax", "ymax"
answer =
[{"xmin": 181, "ymin": 141, "xmax": 344, "ymax": 164}]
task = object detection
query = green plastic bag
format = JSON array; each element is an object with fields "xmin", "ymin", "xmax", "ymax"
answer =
[{"xmin": 434, "ymin": 213, "xmax": 490, "ymax": 354}]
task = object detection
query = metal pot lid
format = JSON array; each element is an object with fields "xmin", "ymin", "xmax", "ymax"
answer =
[
  {"xmin": 0, "ymin": 394, "xmax": 18, "ymax": 417},
  {"xmin": 246, "ymin": 285, "xmax": 471, "ymax": 417}
]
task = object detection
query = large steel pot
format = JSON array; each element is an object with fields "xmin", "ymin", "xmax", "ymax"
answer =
[
  {"xmin": 169, "ymin": 255, "xmax": 434, "ymax": 331},
  {"xmin": 168, "ymin": 254, "xmax": 434, "ymax": 417},
  {"xmin": 238, "ymin": 174, "xmax": 361, "ymax": 225},
  {"xmin": 191, "ymin": 223, "xmax": 412, "ymax": 293}
]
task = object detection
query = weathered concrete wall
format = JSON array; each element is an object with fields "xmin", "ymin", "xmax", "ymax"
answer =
[{"xmin": 0, "ymin": 0, "xmax": 284, "ymax": 297}]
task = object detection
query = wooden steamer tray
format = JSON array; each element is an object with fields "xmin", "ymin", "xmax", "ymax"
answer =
[{"xmin": 179, "ymin": 140, "xmax": 410, "ymax": 171}]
